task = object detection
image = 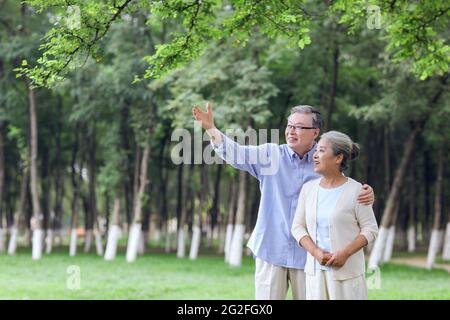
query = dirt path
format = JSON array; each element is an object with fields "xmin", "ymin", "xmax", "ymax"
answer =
[{"xmin": 390, "ymin": 256, "xmax": 450, "ymax": 273}]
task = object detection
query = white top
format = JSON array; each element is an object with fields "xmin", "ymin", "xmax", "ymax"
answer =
[{"xmin": 315, "ymin": 181, "xmax": 348, "ymax": 270}]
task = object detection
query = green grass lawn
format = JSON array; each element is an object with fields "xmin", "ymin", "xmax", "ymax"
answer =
[{"xmin": 0, "ymin": 248, "xmax": 448, "ymax": 299}]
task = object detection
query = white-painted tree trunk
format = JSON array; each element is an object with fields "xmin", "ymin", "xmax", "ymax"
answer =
[
  {"xmin": 368, "ymin": 226, "xmax": 389, "ymax": 270},
  {"xmin": 32, "ymin": 228, "xmax": 44, "ymax": 260},
  {"xmin": 126, "ymin": 223, "xmax": 141, "ymax": 263},
  {"xmin": 206, "ymin": 224, "xmax": 213, "ymax": 248},
  {"xmin": 213, "ymin": 225, "xmax": 219, "ymax": 241},
  {"xmin": 95, "ymin": 231, "xmax": 103, "ymax": 256},
  {"xmin": 224, "ymin": 223, "xmax": 234, "ymax": 263},
  {"xmin": 218, "ymin": 225, "xmax": 226, "ymax": 254},
  {"xmin": 45, "ymin": 229, "xmax": 53, "ymax": 254},
  {"xmin": 154, "ymin": 228, "xmax": 161, "ymax": 244},
  {"xmin": 0, "ymin": 228, "xmax": 5, "ymax": 252},
  {"xmin": 138, "ymin": 231, "xmax": 147, "ymax": 255},
  {"xmin": 177, "ymin": 228, "xmax": 186, "ymax": 258},
  {"xmin": 383, "ymin": 226, "xmax": 396, "ymax": 262},
  {"xmin": 54, "ymin": 228, "xmax": 63, "ymax": 246},
  {"xmin": 171, "ymin": 234, "xmax": 178, "ymax": 251},
  {"xmin": 229, "ymin": 224, "xmax": 246, "ymax": 267},
  {"xmin": 104, "ymin": 225, "xmax": 121, "ymax": 261},
  {"xmin": 189, "ymin": 226, "xmax": 201, "ymax": 260},
  {"xmin": 407, "ymin": 226, "xmax": 416, "ymax": 253},
  {"xmin": 426, "ymin": 229, "xmax": 444, "ymax": 269},
  {"xmin": 442, "ymin": 223, "xmax": 450, "ymax": 260},
  {"xmin": 165, "ymin": 229, "xmax": 172, "ymax": 253},
  {"xmin": 84, "ymin": 230, "xmax": 93, "ymax": 253},
  {"xmin": 7, "ymin": 226, "xmax": 18, "ymax": 255},
  {"xmin": 69, "ymin": 228, "xmax": 78, "ymax": 257},
  {"xmin": 25, "ymin": 229, "xmax": 32, "ymax": 247}
]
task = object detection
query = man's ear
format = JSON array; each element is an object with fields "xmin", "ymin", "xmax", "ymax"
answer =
[{"xmin": 314, "ymin": 129, "xmax": 320, "ymax": 139}]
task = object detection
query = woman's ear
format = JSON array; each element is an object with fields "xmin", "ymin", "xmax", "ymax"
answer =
[{"xmin": 335, "ymin": 153, "xmax": 344, "ymax": 165}]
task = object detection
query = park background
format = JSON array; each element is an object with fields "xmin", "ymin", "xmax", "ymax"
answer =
[{"xmin": 0, "ymin": 0, "xmax": 449, "ymax": 299}]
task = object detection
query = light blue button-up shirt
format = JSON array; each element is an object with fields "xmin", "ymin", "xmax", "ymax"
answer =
[{"xmin": 212, "ymin": 133, "xmax": 319, "ymax": 269}]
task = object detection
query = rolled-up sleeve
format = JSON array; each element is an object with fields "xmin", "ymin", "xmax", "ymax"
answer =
[
  {"xmin": 355, "ymin": 202, "xmax": 379, "ymax": 245},
  {"xmin": 291, "ymin": 186, "xmax": 309, "ymax": 246}
]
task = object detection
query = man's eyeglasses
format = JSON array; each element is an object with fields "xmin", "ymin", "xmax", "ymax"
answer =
[{"xmin": 286, "ymin": 124, "xmax": 317, "ymax": 132}]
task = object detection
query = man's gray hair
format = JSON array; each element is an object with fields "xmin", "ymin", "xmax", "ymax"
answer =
[{"xmin": 289, "ymin": 105, "xmax": 322, "ymax": 130}]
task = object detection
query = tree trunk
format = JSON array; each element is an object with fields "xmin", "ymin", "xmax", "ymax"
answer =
[
  {"xmin": 422, "ymin": 151, "xmax": 432, "ymax": 244},
  {"xmin": 383, "ymin": 202, "xmax": 399, "ymax": 263},
  {"xmin": 407, "ymin": 160, "xmax": 417, "ymax": 252},
  {"xmin": 398, "ymin": 201, "xmax": 408, "ymax": 251},
  {"xmin": 384, "ymin": 126, "xmax": 391, "ymax": 205},
  {"xmin": 140, "ymin": 180, "xmax": 153, "ymax": 255},
  {"xmin": 442, "ymin": 213, "xmax": 450, "ymax": 260},
  {"xmin": 0, "ymin": 121, "xmax": 5, "ymax": 252},
  {"xmin": 157, "ymin": 138, "xmax": 169, "ymax": 249},
  {"xmin": 426, "ymin": 150, "xmax": 444, "ymax": 269},
  {"xmin": 189, "ymin": 164, "xmax": 207, "ymax": 260},
  {"xmin": 164, "ymin": 220, "xmax": 172, "ymax": 253},
  {"xmin": 95, "ymin": 227, "xmax": 103, "ymax": 256},
  {"xmin": 84, "ymin": 127, "xmax": 99, "ymax": 253},
  {"xmin": 177, "ymin": 165, "xmax": 192, "ymax": 258},
  {"xmin": 8, "ymin": 171, "xmax": 29, "ymax": 255},
  {"xmin": 0, "ymin": 228, "xmax": 4, "ymax": 253},
  {"xmin": 176, "ymin": 164, "xmax": 185, "ymax": 258},
  {"xmin": 120, "ymin": 104, "xmax": 134, "ymax": 226},
  {"xmin": 368, "ymin": 125, "xmax": 420, "ymax": 269},
  {"xmin": 69, "ymin": 129, "xmax": 82, "ymax": 257},
  {"xmin": 26, "ymin": 78, "xmax": 43, "ymax": 260},
  {"xmin": 208, "ymin": 165, "xmax": 222, "ymax": 248},
  {"xmin": 50, "ymin": 96, "xmax": 64, "ymax": 251},
  {"xmin": 224, "ymin": 181, "xmax": 237, "ymax": 262},
  {"xmin": 133, "ymin": 146, "xmax": 141, "ymax": 210},
  {"xmin": 126, "ymin": 126, "xmax": 152, "ymax": 262},
  {"xmin": 41, "ymin": 144, "xmax": 51, "ymax": 253},
  {"xmin": 104, "ymin": 196, "xmax": 121, "ymax": 261},
  {"xmin": 165, "ymin": 180, "xmax": 178, "ymax": 252},
  {"xmin": 325, "ymin": 43, "xmax": 339, "ymax": 131},
  {"xmin": 189, "ymin": 224, "xmax": 201, "ymax": 260},
  {"xmin": 229, "ymin": 170, "xmax": 247, "ymax": 267}
]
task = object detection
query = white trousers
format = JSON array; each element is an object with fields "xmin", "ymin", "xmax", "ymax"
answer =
[
  {"xmin": 254, "ymin": 258, "xmax": 306, "ymax": 300},
  {"xmin": 305, "ymin": 270, "xmax": 368, "ymax": 300}
]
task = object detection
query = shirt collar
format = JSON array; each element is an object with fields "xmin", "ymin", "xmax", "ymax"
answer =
[{"xmin": 288, "ymin": 142, "xmax": 317, "ymax": 163}]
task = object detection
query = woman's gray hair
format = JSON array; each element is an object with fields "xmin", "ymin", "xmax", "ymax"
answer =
[
  {"xmin": 320, "ymin": 131, "xmax": 360, "ymax": 172},
  {"xmin": 290, "ymin": 105, "xmax": 322, "ymax": 130}
]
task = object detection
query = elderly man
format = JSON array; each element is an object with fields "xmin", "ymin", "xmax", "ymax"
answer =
[{"xmin": 192, "ymin": 103, "xmax": 374, "ymax": 300}]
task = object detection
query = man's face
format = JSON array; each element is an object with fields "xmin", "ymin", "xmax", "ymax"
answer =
[{"xmin": 285, "ymin": 113, "xmax": 319, "ymax": 152}]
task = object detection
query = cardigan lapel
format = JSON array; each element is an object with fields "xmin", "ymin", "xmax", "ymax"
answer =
[
  {"xmin": 309, "ymin": 179, "xmax": 320, "ymax": 243},
  {"xmin": 327, "ymin": 178, "xmax": 352, "ymax": 253}
]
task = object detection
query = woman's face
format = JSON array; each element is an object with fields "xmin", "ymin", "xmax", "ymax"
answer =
[{"xmin": 313, "ymin": 138, "xmax": 343, "ymax": 175}]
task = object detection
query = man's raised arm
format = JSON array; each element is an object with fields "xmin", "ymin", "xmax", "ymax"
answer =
[{"xmin": 192, "ymin": 102, "xmax": 278, "ymax": 179}]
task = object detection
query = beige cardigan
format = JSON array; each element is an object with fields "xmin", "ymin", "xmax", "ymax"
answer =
[{"xmin": 291, "ymin": 177, "xmax": 378, "ymax": 280}]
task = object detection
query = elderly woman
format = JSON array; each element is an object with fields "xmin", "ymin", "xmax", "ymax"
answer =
[{"xmin": 291, "ymin": 131, "xmax": 378, "ymax": 300}]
